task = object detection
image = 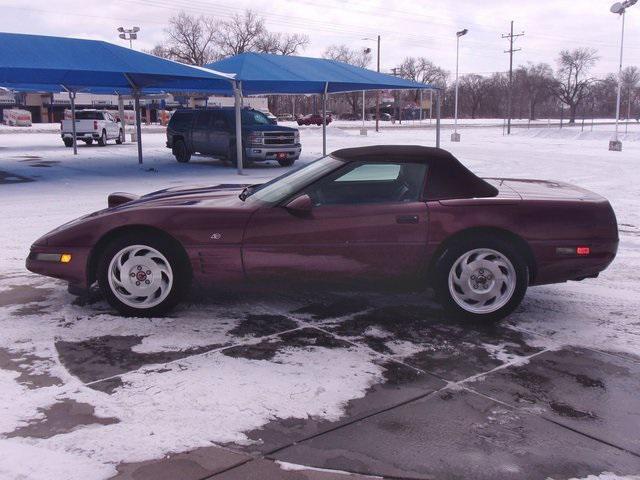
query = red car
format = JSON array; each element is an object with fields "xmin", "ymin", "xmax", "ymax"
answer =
[
  {"xmin": 26, "ymin": 146, "xmax": 618, "ymax": 320},
  {"xmin": 296, "ymin": 114, "xmax": 333, "ymax": 126}
]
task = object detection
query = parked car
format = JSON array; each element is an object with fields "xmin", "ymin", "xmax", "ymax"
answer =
[
  {"xmin": 166, "ymin": 107, "xmax": 301, "ymax": 167},
  {"xmin": 339, "ymin": 113, "xmax": 362, "ymax": 121},
  {"xmin": 372, "ymin": 112, "xmax": 393, "ymax": 121},
  {"xmin": 27, "ymin": 145, "xmax": 618, "ymax": 320},
  {"xmin": 60, "ymin": 109, "xmax": 123, "ymax": 147},
  {"xmin": 296, "ymin": 113, "xmax": 333, "ymax": 126},
  {"xmin": 277, "ymin": 113, "xmax": 294, "ymax": 122}
]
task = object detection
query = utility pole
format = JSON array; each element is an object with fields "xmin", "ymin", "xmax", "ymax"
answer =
[{"xmin": 502, "ymin": 21, "xmax": 524, "ymax": 135}]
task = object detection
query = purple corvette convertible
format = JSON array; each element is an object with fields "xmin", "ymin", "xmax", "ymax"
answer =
[{"xmin": 27, "ymin": 146, "xmax": 618, "ymax": 320}]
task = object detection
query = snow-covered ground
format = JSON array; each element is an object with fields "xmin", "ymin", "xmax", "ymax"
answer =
[{"xmin": 0, "ymin": 123, "xmax": 639, "ymax": 479}]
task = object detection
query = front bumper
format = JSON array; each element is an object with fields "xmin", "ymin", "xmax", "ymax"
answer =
[
  {"xmin": 26, "ymin": 245, "xmax": 91, "ymax": 289},
  {"xmin": 245, "ymin": 144, "xmax": 301, "ymax": 161}
]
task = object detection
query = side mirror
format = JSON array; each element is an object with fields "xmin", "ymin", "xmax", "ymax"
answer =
[
  {"xmin": 284, "ymin": 194, "xmax": 313, "ymax": 216},
  {"xmin": 116, "ymin": 117, "xmax": 121, "ymax": 123}
]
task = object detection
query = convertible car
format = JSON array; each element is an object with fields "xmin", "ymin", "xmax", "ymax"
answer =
[{"xmin": 26, "ymin": 146, "xmax": 618, "ymax": 320}]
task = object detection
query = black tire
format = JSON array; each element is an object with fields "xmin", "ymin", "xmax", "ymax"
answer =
[
  {"xmin": 433, "ymin": 235, "xmax": 528, "ymax": 322},
  {"xmin": 278, "ymin": 157, "xmax": 295, "ymax": 167},
  {"xmin": 97, "ymin": 233, "xmax": 191, "ymax": 317},
  {"xmin": 173, "ymin": 139, "xmax": 191, "ymax": 163},
  {"xmin": 83, "ymin": 139, "xmax": 93, "ymax": 145},
  {"xmin": 115, "ymin": 129, "xmax": 124, "ymax": 144},
  {"xmin": 97, "ymin": 130, "xmax": 107, "ymax": 146},
  {"xmin": 63, "ymin": 138, "xmax": 73, "ymax": 147}
]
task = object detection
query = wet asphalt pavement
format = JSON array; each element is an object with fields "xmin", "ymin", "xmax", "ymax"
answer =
[{"xmin": 1, "ymin": 281, "xmax": 640, "ymax": 480}]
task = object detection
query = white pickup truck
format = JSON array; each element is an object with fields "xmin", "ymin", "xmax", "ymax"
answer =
[{"xmin": 60, "ymin": 110, "xmax": 124, "ymax": 147}]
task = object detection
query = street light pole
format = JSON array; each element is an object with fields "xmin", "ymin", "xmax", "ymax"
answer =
[
  {"xmin": 452, "ymin": 28, "xmax": 467, "ymax": 142},
  {"xmin": 609, "ymin": 0, "xmax": 636, "ymax": 151}
]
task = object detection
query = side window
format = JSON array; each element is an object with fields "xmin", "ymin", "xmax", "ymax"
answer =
[
  {"xmin": 308, "ymin": 162, "xmax": 427, "ymax": 206},
  {"xmin": 169, "ymin": 112, "xmax": 192, "ymax": 130},
  {"xmin": 211, "ymin": 111, "xmax": 227, "ymax": 129},
  {"xmin": 195, "ymin": 111, "xmax": 212, "ymax": 128}
]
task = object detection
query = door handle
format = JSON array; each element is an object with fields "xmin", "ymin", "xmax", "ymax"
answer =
[{"xmin": 396, "ymin": 215, "xmax": 419, "ymax": 224}]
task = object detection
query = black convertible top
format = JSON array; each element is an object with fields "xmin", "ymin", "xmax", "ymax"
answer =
[{"xmin": 331, "ymin": 145, "xmax": 498, "ymax": 200}]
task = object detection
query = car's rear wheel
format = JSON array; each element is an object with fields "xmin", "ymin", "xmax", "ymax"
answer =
[
  {"xmin": 97, "ymin": 130, "xmax": 107, "ymax": 146},
  {"xmin": 63, "ymin": 138, "xmax": 73, "ymax": 147},
  {"xmin": 97, "ymin": 234, "xmax": 190, "ymax": 317},
  {"xmin": 83, "ymin": 139, "xmax": 93, "ymax": 145},
  {"xmin": 434, "ymin": 236, "xmax": 528, "ymax": 321},
  {"xmin": 173, "ymin": 139, "xmax": 191, "ymax": 163}
]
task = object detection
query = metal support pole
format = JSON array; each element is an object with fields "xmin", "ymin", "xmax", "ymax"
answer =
[
  {"xmin": 376, "ymin": 35, "xmax": 380, "ymax": 133},
  {"xmin": 435, "ymin": 90, "xmax": 441, "ymax": 148},
  {"xmin": 613, "ymin": 10, "xmax": 625, "ymax": 145},
  {"xmin": 419, "ymin": 89, "xmax": 423, "ymax": 123},
  {"xmin": 322, "ymin": 82, "xmax": 328, "ymax": 156},
  {"xmin": 453, "ymin": 34, "xmax": 461, "ymax": 138},
  {"xmin": 360, "ymin": 90, "xmax": 367, "ymax": 135},
  {"xmin": 626, "ymin": 93, "xmax": 631, "ymax": 134},
  {"xmin": 134, "ymin": 92, "xmax": 143, "ymax": 164},
  {"xmin": 68, "ymin": 91, "xmax": 78, "ymax": 155},
  {"xmin": 430, "ymin": 89, "xmax": 433, "ymax": 124},
  {"xmin": 234, "ymin": 81, "xmax": 244, "ymax": 174},
  {"xmin": 118, "ymin": 94, "xmax": 126, "ymax": 143}
]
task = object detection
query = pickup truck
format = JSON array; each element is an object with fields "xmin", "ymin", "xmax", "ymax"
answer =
[
  {"xmin": 166, "ymin": 107, "xmax": 301, "ymax": 167},
  {"xmin": 61, "ymin": 110, "xmax": 124, "ymax": 147}
]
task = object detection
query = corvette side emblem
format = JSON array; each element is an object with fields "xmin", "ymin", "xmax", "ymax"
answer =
[{"xmin": 210, "ymin": 233, "xmax": 222, "ymax": 240}]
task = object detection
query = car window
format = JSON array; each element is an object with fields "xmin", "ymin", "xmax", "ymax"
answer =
[
  {"xmin": 211, "ymin": 111, "xmax": 227, "ymax": 129},
  {"xmin": 195, "ymin": 110, "xmax": 212, "ymax": 128},
  {"xmin": 242, "ymin": 110, "xmax": 271, "ymax": 126},
  {"xmin": 308, "ymin": 161, "xmax": 427, "ymax": 206},
  {"xmin": 75, "ymin": 111, "xmax": 103, "ymax": 120},
  {"xmin": 335, "ymin": 163, "xmax": 401, "ymax": 182},
  {"xmin": 247, "ymin": 156, "xmax": 344, "ymax": 205},
  {"xmin": 169, "ymin": 111, "xmax": 192, "ymax": 130}
]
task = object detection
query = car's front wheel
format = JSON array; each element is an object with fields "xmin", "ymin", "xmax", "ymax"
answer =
[
  {"xmin": 115, "ymin": 129, "xmax": 124, "ymax": 144},
  {"xmin": 434, "ymin": 237, "xmax": 528, "ymax": 321},
  {"xmin": 97, "ymin": 234, "xmax": 190, "ymax": 317}
]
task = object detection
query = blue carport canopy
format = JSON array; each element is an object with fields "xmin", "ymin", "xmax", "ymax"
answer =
[
  {"xmin": 0, "ymin": 32, "xmax": 235, "ymax": 163},
  {"xmin": 0, "ymin": 32, "xmax": 234, "ymax": 93},
  {"xmin": 206, "ymin": 52, "xmax": 441, "ymax": 163},
  {"xmin": 206, "ymin": 52, "xmax": 434, "ymax": 94}
]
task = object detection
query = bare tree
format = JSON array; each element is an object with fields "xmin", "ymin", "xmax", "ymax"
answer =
[
  {"xmin": 621, "ymin": 66, "xmax": 640, "ymax": 120},
  {"xmin": 323, "ymin": 45, "xmax": 371, "ymax": 114},
  {"xmin": 458, "ymin": 74, "xmax": 484, "ymax": 119},
  {"xmin": 216, "ymin": 10, "xmax": 267, "ymax": 56},
  {"xmin": 255, "ymin": 32, "xmax": 309, "ymax": 55},
  {"xmin": 515, "ymin": 62, "xmax": 554, "ymax": 120},
  {"xmin": 552, "ymin": 48, "xmax": 599, "ymax": 123},
  {"xmin": 155, "ymin": 12, "xmax": 219, "ymax": 66}
]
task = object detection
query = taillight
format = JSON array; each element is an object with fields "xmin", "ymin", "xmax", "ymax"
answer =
[
  {"xmin": 93, "ymin": 120, "xmax": 98, "ymax": 130},
  {"xmin": 576, "ymin": 246, "xmax": 590, "ymax": 256}
]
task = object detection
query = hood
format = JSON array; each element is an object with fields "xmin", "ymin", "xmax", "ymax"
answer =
[
  {"xmin": 246, "ymin": 124, "xmax": 298, "ymax": 132},
  {"xmin": 108, "ymin": 183, "xmax": 253, "ymax": 210}
]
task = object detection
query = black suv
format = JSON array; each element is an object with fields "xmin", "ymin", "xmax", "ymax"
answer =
[{"xmin": 166, "ymin": 107, "xmax": 301, "ymax": 167}]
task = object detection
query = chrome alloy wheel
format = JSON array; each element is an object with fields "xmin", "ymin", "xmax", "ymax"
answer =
[
  {"xmin": 107, "ymin": 244, "xmax": 173, "ymax": 309},
  {"xmin": 447, "ymin": 248, "xmax": 517, "ymax": 314}
]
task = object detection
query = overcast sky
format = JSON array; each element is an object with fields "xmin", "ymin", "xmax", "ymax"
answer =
[{"xmin": 0, "ymin": 0, "xmax": 637, "ymax": 78}]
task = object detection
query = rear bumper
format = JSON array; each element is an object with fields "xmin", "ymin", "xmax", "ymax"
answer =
[
  {"xmin": 62, "ymin": 133, "xmax": 100, "ymax": 140},
  {"xmin": 245, "ymin": 145, "xmax": 301, "ymax": 161},
  {"xmin": 530, "ymin": 239, "xmax": 619, "ymax": 285},
  {"xmin": 26, "ymin": 245, "xmax": 91, "ymax": 289}
]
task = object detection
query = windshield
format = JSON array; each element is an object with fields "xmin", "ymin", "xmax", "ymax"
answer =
[
  {"xmin": 242, "ymin": 110, "xmax": 272, "ymax": 125},
  {"xmin": 247, "ymin": 156, "xmax": 344, "ymax": 204}
]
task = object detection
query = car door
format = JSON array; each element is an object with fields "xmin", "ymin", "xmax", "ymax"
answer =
[
  {"xmin": 242, "ymin": 161, "xmax": 429, "ymax": 285},
  {"xmin": 209, "ymin": 111, "xmax": 231, "ymax": 157},
  {"xmin": 191, "ymin": 110, "xmax": 213, "ymax": 154},
  {"xmin": 104, "ymin": 112, "xmax": 118, "ymax": 138}
]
